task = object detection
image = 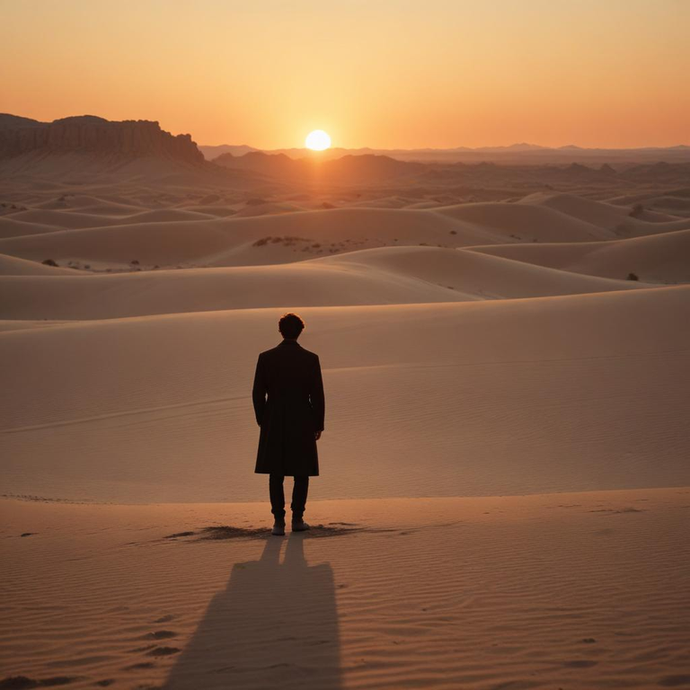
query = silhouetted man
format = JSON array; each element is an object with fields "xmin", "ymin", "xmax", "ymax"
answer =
[{"xmin": 252, "ymin": 313, "xmax": 325, "ymax": 536}]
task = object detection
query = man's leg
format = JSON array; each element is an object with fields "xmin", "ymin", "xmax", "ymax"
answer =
[
  {"xmin": 269, "ymin": 474, "xmax": 286, "ymax": 522},
  {"xmin": 291, "ymin": 475, "xmax": 309, "ymax": 521}
]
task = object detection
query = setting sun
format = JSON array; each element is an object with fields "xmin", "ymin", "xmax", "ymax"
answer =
[{"xmin": 305, "ymin": 130, "xmax": 331, "ymax": 151}]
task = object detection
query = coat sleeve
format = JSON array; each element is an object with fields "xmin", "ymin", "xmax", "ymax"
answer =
[
  {"xmin": 310, "ymin": 355, "xmax": 325, "ymax": 432},
  {"xmin": 252, "ymin": 354, "xmax": 267, "ymax": 426}
]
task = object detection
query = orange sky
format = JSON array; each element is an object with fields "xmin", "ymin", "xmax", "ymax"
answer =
[{"xmin": 3, "ymin": 0, "xmax": 689, "ymax": 149}]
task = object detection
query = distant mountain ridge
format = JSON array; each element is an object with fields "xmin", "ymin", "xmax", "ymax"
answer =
[
  {"xmin": 213, "ymin": 150, "xmax": 423, "ymax": 183},
  {"xmin": 201, "ymin": 142, "xmax": 690, "ymax": 165},
  {"xmin": 0, "ymin": 114, "xmax": 204, "ymax": 166},
  {"xmin": 1, "ymin": 113, "xmax": 688, "ymax": 183}
]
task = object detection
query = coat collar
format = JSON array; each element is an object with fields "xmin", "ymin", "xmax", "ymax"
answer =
[{"xmin": 278, "ymin": 339, "xmax": 301, "ymax": 347}]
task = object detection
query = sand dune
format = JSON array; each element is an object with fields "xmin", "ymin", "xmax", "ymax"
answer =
[
  {"xmin": 433, "ymin": 200, "xmax": 614, "ymax": 241},
  {"xmin": 1, "ymin": 286, "xmax": 687, "ymax": 504},
  {"xmin": 9, "ymin": 208, "xmax": 144, "ymax": 229},
  {"xmin": 319, "ymin": 245, "xmax": 647, "ymax": 297},
  {"xmin": 521, "ymin": 192, "xmax": 634, "ymax": 227},
  {"xmin": 608, "ymin": 192, "xmax": 690, "ymax": 217},
  {"xmin": 0, "ymin": 208, "xmax": 484, "ymax": 268},
  {"xmin": 33, "ymin": 197, "xmax": 147, "ymax": 215},
  {"xmin": 470, "ymin": 228, "xmax": 690, "ymax": 283},
  {"xmin": 0, "ymin": 201, "xmax": 636, "ymax": 270},
  {"xmin": 0, "ymin": 216, "xmax": 63, "ymax": 239},
  {"xmin": 5, "ymin": 194, "xmax": 686, "ymax": 276},
  {"xmin": 0, "ymin": 253, "xmax": 79, "ymax": 276},
  {"xmin": 232, "ymin": 202, "xmax": 308, "ymax": 217},
  {"xmin": 0, "ymin": 246, "xmax": 653, "ymax": 320},
  {"xmin": 178, "ymin": 205, "xmax": 237, "ymax": 217},
  {"xmin": 0, "ymin": 319, "xmax": 72, "ymax": 333},
  {"xmin": 115, "ymin": 208, "xmax": 218, "ymax": 223},
  {"xmin": 520, "ymin": 192, "xmax": 690, "ymax": 235},
  {"xmin": 648, "ymin": 195, "xmax": 690, "ymax": 212},
  {"xmin": 0, "ymin": 261, "xmax": 471, "ymax": 320},
  {"xmin": 350, "ymin": 196, "xmax": 415, "ymax": 209}
]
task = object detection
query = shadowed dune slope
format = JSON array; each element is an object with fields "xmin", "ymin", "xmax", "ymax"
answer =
[
  {"xmin": 1, "ymin": 287, "xmax": 688, "ymax": 503},
  {"xmin": 432, "ymin": 201, "xmax": 614, "ymax": 241},
  {"xmin": 8, "ymin": 208, "xmax": 147, "ymax": 229},
  {"xmin": 0, "ymin": 207, "xmax": 491, "ymax": 267},
  {"xmin": 469, "ymin": 228, "xmax": 690, "ymax": 283},
  {"xmin": 317, "ymin": 245, "xmax": 647, "ymax": 296},
  {"xmin": 109, "ymin": 208, "xmax": 217, "ymax": 223},
  {"xmin": 0, "ymin": 253, "xmax": 79, "ymax": 276},
  {"xmin": 0, "ymin": 320, "xmax": 74, "ymax": 333},
  {"xmin": 520, "ymin": 192, "xmax": 690, "ymax": 234},
  {"xmin": 33, "ymin": 197, "xmax": 147, "ymax": 215},
  {"xmin": 0, "ymin": 246, "xmax": 651, "ymax": 320},
  {"xmin": 0, "ymin": 216, "xmax": 63, "ymax": 239},
  {"xmin": 0, "ymin": 201, "xmax": 649, "ymax": 269}
]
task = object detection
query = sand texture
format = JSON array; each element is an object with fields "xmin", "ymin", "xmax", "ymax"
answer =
[
  {"xmin": 2, "ymin": 490, "xmax": 690, "ymax": 689},
  {"xmin": 1, "ymin": 168, "xmax": 689, "ymax": 689}
]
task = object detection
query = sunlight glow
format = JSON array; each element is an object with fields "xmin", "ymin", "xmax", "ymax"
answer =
[{"xmin": 305, "ymin": 130, "xmax": 331, "ymax": 151}]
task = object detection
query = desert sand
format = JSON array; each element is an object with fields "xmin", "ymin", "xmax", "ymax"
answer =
[
  {"xmin": 1, "ymin": 158, "xmax": 689, "ymax": 689},
  {"xmin": 3, "ymin": 490, "xmax": 690, "ymax": 690}
]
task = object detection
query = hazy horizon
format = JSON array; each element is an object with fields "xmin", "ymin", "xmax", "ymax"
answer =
[
  {"xmin": 5, "ymin": 113, "xmax": 688, "ymax": 152},
  {"xmin": 3, "ymin": 0, "xmax": 689, "ymax": 150}
]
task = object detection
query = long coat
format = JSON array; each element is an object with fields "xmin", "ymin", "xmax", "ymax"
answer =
[{"xmin": 252, "ymin": 339, "xmax": 325, "ymax": 476}]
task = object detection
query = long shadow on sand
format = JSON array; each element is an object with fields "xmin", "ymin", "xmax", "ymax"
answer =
[{"xmin": 162, "ymin": 533, "xmax": 342, "ymax": 689}]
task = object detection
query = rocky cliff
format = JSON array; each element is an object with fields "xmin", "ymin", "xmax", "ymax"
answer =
[{"xmin": 0, "ymin": 114, "xmax": 204, "ymax": 166}]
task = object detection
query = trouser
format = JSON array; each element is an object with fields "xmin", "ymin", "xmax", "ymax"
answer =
[{"xmin": 269, "ymin": 474, "xmax": 309, "ymax": 521}]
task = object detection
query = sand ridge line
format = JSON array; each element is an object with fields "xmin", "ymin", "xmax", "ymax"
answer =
[
  {"xmin": 0, "ymin": 394, "xmax": 247, "ymax": 435},
  {"xmin": 4, "ymin": 347, "xmax": 688, "ymax": 435},
  {"xmin": 1, "ymin": 283, "xmax": 687, "ymax": 333}
]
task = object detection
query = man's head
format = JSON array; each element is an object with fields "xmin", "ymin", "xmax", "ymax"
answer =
[{"xmin": 278, "ymin": 312, "xmax": 305, "ymax": 340}]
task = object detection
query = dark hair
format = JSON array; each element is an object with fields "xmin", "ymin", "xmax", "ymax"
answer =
[{"xmin": 279, "ymin": 312, "xmax": 305, "ymax": 339}]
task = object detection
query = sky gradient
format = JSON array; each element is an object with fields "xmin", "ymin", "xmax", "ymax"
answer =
[{"xmin": 3, "ymin": 0, "xmax": 689, "ymax": 149}]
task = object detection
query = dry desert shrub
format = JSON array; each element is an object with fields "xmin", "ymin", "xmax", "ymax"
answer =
[{"xmin": 253, "ymin": 236, "xmax": 312, "ymax": 247}]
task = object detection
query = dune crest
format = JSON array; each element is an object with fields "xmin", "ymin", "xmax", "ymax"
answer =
[{"xmin": 2, "ymin": 141, "xmax": 689, "ymax": 690}]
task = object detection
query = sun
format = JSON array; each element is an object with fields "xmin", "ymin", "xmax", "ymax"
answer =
[{"xmin": 305, "ymin": 130, "xmax": 331, "ymax": 151}]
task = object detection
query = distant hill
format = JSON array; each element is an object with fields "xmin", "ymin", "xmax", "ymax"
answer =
[
  {"xmin": 213, "ymin": 151, "xmax": 423, "ymax": 183},
  {"xmin": 200, "ymin": 144, "xmax": 258, "ymax": 159},
  {"xmin": 202, "ymin": 142, "xmax": 690, "ymax": 165}
]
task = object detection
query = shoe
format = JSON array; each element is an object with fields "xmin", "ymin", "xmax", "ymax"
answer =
[
  {"xmin": 291, "ymin": 519, "xmax": 310, "ymax": 532},
  {"xmin": 271, "ymin": 520, "xmax": 286, "ymax": 536}
]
